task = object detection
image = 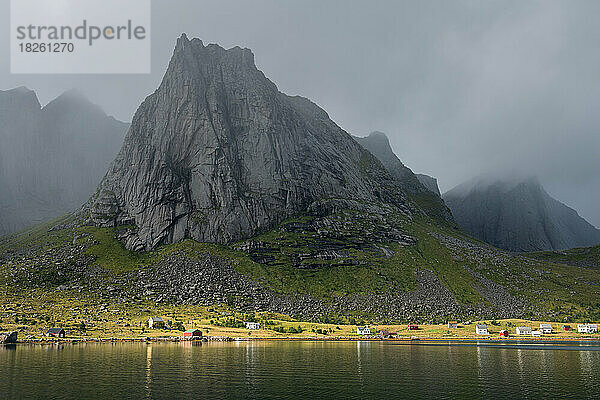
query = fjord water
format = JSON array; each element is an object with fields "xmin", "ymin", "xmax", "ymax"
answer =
[{"xmin": 2, "ymin": 341, "xmax": 599, "ymax": 399}]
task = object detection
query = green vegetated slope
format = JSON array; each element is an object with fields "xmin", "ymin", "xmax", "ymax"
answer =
[
  {"xmin": 526, "ymin": 245, "xmax": 600, "ymax": 269},
  {"xmin": 1, "ymin": 208, "xmax": 600, "ymax": 321},
  {"xmin": 0, "ymin": 214, "xmax": 74, "ymax": 254},
  {"xmin": 440, "ymin": 229, "xmax": 600, "ymax": 321}
]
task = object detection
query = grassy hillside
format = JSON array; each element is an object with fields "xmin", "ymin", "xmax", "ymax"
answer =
[
  {"xmin": 1, "ymin": 208, "xmax": 600, "ymax": 324},
  {"xmin": 526, "ymin": 245, "xmax": 600, "ymax": 269}
]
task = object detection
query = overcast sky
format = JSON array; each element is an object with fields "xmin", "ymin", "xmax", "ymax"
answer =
[{"xmin": 1, "ymin": 0, "xmax": 599, "ymax": 227}]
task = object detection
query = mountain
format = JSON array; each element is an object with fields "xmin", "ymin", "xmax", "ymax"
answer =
[
  {"xmin": 353, "ymin": 131, "xmax": 453, "ymax": 223},
  {"xmin": 443, "ymin": 176, "xmax": 600, "ymax": 252},
  {"xmin": 0, "ymin": 87, "xmax": 128, "ymax": 235},
  {"xmin": 3, "ymin": 36, "xmax": 600, "ymax": 325},
  {"xmin": 416, "ymin": 174, "xmax": 441, "ymax": 196},
  {"xmin": 90, "ymin": 35, "xmax": 411, "ymax": 251}
]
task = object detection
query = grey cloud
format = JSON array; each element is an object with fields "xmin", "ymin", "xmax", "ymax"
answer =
[{"xmin": 0, "ymin": 0, "xmax": 598, "ymax": 226}]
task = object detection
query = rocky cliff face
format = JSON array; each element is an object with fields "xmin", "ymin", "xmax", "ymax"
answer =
[
  {"xmin": 90, "ymin": 35, "xmax": 411, "ymax": 250},
  {"xmin": 0, "ymin": 87, "xmax": 127, "ymax": 235},
  {"xmin": 416, "ymin": 174, "xmax": 441, "ymax": 196},
  {"xmin": 353, "ymin": 131, "xmax": 453, "ymax": 223},
  {"xmin": 443, "ymin": 176, "xmax": 600, "ymax": 252}
]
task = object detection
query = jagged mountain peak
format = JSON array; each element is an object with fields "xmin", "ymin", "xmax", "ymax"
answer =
[
  {"xmin": 171, "ymin": 33, "xmax": 256, "ymax": 72},
  {"xmin": 366, "ymin": 131, "xmax": 391, "ymax": 143},
  {"xmin": 355, "ymin": 131, "xmax": 401, "ymax": 165},
  {"xmin": 90, "ymin": 36, "xmax": 409, "ymax": 250},
  {"xmin": 0, "ymin": 86, "xmax": 41, "ymax": 111},
  {"xmin": 2, "ymin": 85, "xmax": 35, "ymax": 95}
]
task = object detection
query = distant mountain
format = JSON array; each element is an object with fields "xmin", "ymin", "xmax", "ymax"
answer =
[
  {"xmin": 353, "ymin": 131, "xmax": 453, "ymax": 223},
  {"xmin": 0, "ymin": 87, "xmax": 128, "ymax": 235},
  {"xmin": 443, "ymin": 176, "xmax": 600, "ymax": 252},
  {"xmin": 416, "ymin": 174, "xmax": 441, "ymax": 196}
]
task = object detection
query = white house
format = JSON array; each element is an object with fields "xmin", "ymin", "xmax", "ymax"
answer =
[
  {"xmin": 148, "ymin": 317, "xmax": 165, "ymax": 329},
  {"xmin": 539, "ymin": 324, "xmax": 552, "ymax": 334},
  {"xmin": 357, "ymin": 326, "xmax": 371, "ymax": 335},
  {"xmin": 516, "ymin": 326, "xmax": 532, "ymax": 335},
  {"xmin": 578, "ymin": 324, "xmax": 598, "ymax": 333},
  {"xmin": 244, "ymin": 322, "xmax": 260, "ymax": 330},
  {"xmin": 476, "ymin": 324, "xmax": 488, "ymax": 335},
  {"xmin": 447, "ymin": 321, "xmax": 458, "ymax": 329}
]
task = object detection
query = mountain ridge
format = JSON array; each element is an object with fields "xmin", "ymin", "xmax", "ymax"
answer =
[
  {"xmin": 353, "ymin": 131, "xmax": 453, "ymax": 223},
  {"xmin": 444, "ymin": 175, "xmax": 600, "ymax": 252}
]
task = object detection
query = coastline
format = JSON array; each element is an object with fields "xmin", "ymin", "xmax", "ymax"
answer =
[{"xmin": 5, "ymin": 335, "xmax": 600, "ymax": 346}]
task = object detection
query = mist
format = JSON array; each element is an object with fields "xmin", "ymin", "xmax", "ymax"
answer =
[{"xmin": 1, "ymin": 0, "xmax": 598, "ymax": 226}]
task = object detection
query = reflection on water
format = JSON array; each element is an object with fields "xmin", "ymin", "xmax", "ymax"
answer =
[
  {"xmin": 1, "ymin": 341, "xmax": 600, "ymax": 399},
  {"xmin": 145, "ymin": 344, "xmax": 152, "ymax": 399}
]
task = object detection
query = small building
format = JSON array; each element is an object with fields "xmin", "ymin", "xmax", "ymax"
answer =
[
  {"xmin": 476, "ymin": 324, "xmax": 488, "ymax": 335},
  {"xmin": 244, "ymin": 322, "xmax": 260, "ymax": 330},
  {"xmin": 539, "ymin": 324, "xmax": 552, "ymax": 334},
  {"xmin": 148, "ymin": 317, "xmax": 165, "ymax": 329},
  {"xmin": 47, "ymin": 328, "xmax": 65, "ymax": 338},
  {"xmin": 532, "ymin": 330, "xmax": 542, "ymax": 337},
  {"xmin": 356, "ymin": 326, "xmax": 371, "ymax": 335},
  {"xmin": 183, "ymin": 329, "xmax": 203, "ymax": 339},
  {"xmin": 379, "ymin": 330, "xmax": 397, "ymax": 339},
  {"xmin": 578, "ymin": 324, "xmax": 599, "ymax": 334},
  {"xmin": 516, "ymin": 326, "xmax": 532, "ymax": 335},
  {"xmin": 447, "ymin": 321, "xmax": 458, "ymax": 329},
  {"xmin": 408, "ymin": 324, "xmax": 419, "ymax": 331},
  {"xmin": 563, "ymin": 325, "xmax": 572, "ymax": 331},
  {"xmin": 499, "ymin": 330, "xmax": 509, "ymax": 337}
]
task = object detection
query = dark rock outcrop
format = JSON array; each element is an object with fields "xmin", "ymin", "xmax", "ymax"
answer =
[
  {"xmin": 444, "ymin": 176, "xmax": 600, "ymax": 252},
  {"xmin": 0, "ymin": 331, "xmax": 17, "ymax": 344},
  {"xmin": 91, "ymin": 35, "xmax": 411, "ymax": 250},
  {"xmin": 0, "ymin": 87, "xmax": 127, "ymax": 235}
]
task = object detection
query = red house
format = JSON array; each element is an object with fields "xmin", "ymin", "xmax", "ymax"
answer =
[
  {"xmin": 183, "ymin": 329, "xmax": 203, "ymax": 339},
  {"xmin": 563, "ymin": 325, "xmax": 572, "ymax": 331},
  {"xmin": 499, "ymin": 330, "xmax": 509, "ymax": 337},
  {"xmin": 408, "ymin": 324, "xmax": 419, "ymax": 330},
  {"xmin": 47, "ymin": 328, "xmax": 65, "ymax": 338}
]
